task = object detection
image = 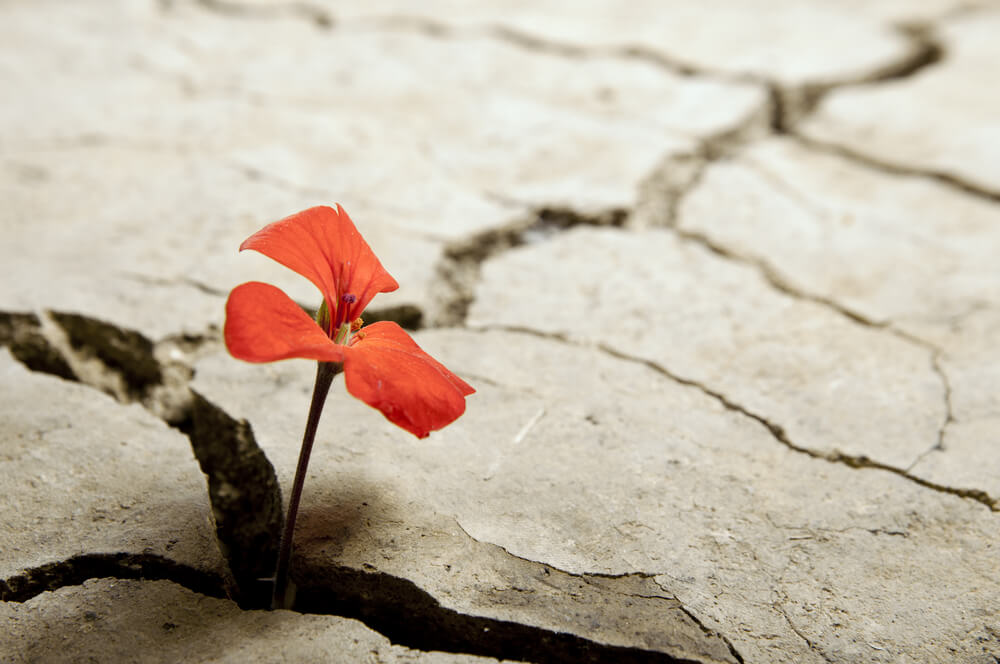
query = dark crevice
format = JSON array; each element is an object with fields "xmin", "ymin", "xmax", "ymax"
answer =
[
  {"xmin": 186, "ymin": 391, "xmax": 284, "ymax": 609},
  {"xmin": 0, "ymin": 311, "xmax": 76, "ymax": 381},
  {"xmin": 49, "ymin": 311, "xmax": 162, "ymax": 398},
  {"xmin": 882, "ymin": 24, "xmax": 944, "ymax": 80},
  {"xmin": 769, "ymin": 23, "xmax": 944, "ymax": 133},
  {"xmin": 1, "ymin": 553, "xmax": 230, "ymax": 604},
  {"xmin": 430, "ymin": 206, "xmax": 626, "ymax": 326},
  {"xmin": 294, "ymin": 566, "xmax": 732, "ymax": 664}
]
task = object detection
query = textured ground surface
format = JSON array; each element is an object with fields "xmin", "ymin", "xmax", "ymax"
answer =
[{"xmin": 2, "ymin": 1, "xmax": 999, "ymax": 662}]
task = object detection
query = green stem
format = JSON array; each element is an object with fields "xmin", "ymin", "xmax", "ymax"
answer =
[{"xmin": 271, "ymin": 361, "xmax": 341, "ymax": 610}]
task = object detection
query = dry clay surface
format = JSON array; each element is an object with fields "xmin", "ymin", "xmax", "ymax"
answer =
[{"xmin": 2, "ymin": 1, "xmax": 999, "ymax": 663}]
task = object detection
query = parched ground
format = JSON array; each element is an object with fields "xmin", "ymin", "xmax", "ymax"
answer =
[{"xmin": 2, "ymin": 1, "xmax": 999, "ymax": 663}]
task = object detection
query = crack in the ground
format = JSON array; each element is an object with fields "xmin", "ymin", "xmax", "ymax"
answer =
[
  {"xmin": 293, "ymin": 564, "xmax": 725, "ymax": 664},
  {"xmin": 792, "ymin": 132, "xmax": 1000, "ymax": 203},
  {"xmin": 675, "ymin": 605, "xmax": 745, "ymax": 664},
  {"xmin": 430, "ymin": 206, "xmax": 626, "ymax": 326},
  {"xmin": 775, "ymin": 602, "xmax": 834, "ymax": 664},
  {"xmin": 0, "ymin": 553, "xmax": 231, "ymax": 604},
  {"xmin": 768, "ymin": 22, "xmax": 943, "ymax": 132},
  {"xmin": 908, "ymin": 350, "xmax": 956, "ymax": 472},
  {"xmin": 48, "ymin": 311, "xmax": 163, "ymax": 400},
  {"xmin": 0, "ymin": 312, "xmax": 76, "ymax": 381},
  {"xmin": 182, "ymin": 391, "xmax": 284, "ymax": 609}
]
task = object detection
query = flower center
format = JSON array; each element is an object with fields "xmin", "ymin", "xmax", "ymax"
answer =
[
  {"xmin": 331, "ymin": 292, "xmax": 358, "ymax": 329},
  {"xmin": 331, "ymin": 293, "xmax": 363, "ymax": 345}
]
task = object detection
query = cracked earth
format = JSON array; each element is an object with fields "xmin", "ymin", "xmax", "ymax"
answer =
[{"xmin": 2, "ymin": 1, "xmax": 999, "ymax": 662}]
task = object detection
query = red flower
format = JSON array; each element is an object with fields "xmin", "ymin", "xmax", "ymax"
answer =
[{"xmin": 224, "ymin": 205, "xmax": 474, "ymax": 438}]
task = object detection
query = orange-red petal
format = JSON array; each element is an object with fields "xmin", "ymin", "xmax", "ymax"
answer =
[
  {"xmin": 224, "ymin": 282, "xmax": 346, "ymax": 364},
  {"xmin": 342, "ymin": 321, "xmax": 475, "ymax": 438},
  {"xmin": 238, "ymin": 205, "xmax": 399, "ymax": 326}
]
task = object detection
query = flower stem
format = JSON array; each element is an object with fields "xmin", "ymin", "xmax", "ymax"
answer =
[{"xmin": 271, "ymin": 361, "xmax": 341, "ymax": 610}]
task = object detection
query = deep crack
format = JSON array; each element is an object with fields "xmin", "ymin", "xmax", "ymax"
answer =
[
  {"xmin": 294, "ymin": 565, "xmax": 719, "ymax": 664},
  {"xmin": 1, "ymin": 553, "xmax": 230, "ymax": 604},
  {"xmin": 185, "ymin": 391, "xmax": 284, "ymax": 609},
  {"xmin": 49, "ymin": 311, "xmax": 163, "ymax": 399},
  {"xmin": 0, "ymin": 311, "xmax": 76, "ymax": 381}
]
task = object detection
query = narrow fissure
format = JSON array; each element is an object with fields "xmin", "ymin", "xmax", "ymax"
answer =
[
  {"xmin": 431, "ymin": 206, "xmax": 626, "ymax": 326},
  {"xmin": 791, "ymin": 132, "xmax": 1000, "ymax": 203},
  {"xmin": 591, "ymin": 340, "xmax": 996, "ymax": 512}
]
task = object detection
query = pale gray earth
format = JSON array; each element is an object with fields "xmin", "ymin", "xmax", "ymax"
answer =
[{"xmin": 2, "ymin": 1, "xmax": 999, "ymax": 663}]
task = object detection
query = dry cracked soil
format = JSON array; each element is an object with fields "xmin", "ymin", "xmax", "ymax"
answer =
[{"xmin": 2, "ymin": 1, "xmax": 999, "ymax": 663}]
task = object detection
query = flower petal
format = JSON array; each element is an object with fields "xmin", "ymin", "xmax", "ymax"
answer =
[
  {"xmin": 225, "ymin": 282, "xmax": 346, "ymax": 364},
  {"xmin": 342, "ymin": 321, "xmax": 475, "ymax": 438},
  {"xmin": 239, "ymin": 205, "xmax": 399, "ymax": 326}
]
